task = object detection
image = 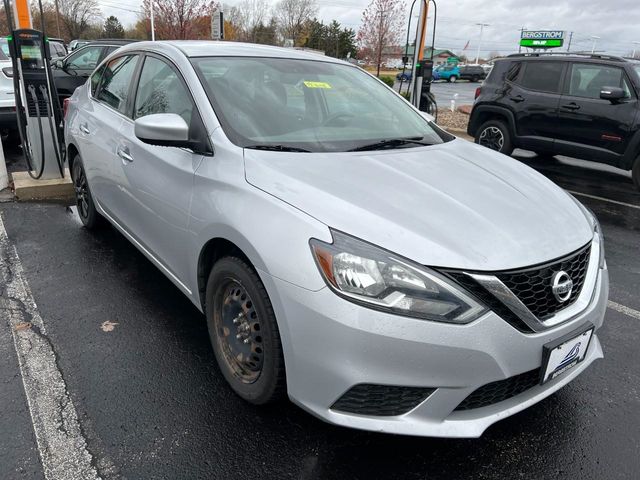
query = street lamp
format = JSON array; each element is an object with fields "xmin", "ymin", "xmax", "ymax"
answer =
[
  {"xmin": 633, "ymin": 41, "xmax": 640, "ymax": 59},
  {"xmin": 590, "ymin": 35, "xmax": 600, "ymax": 54},
  {"xmin": 475, "ymin": 23, "xmax": 490, "ymax": 64}
]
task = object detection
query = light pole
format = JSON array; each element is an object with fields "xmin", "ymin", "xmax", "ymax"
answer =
[
  {"xmin": 633, "ymin": 41, "xmax": 640, "ymax": 59},
  {"xmin": 150, "ymin": 0, "xmax": 156, "ymax": 41},
  {"xmin": 475, "ymin": 23, "xmax": 489, "ymax": 64},
  {"xmin": 590, "ymin": 35, "xmax": 600, "ymax": 53}
]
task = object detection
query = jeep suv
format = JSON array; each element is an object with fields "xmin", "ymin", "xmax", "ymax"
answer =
[{"xmin": 468, "ymin": 53, "xmax": 640, "ymax": 190}]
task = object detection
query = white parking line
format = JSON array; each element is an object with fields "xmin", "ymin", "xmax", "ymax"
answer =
[
  {"xmin": 567, "ymin": 190, "xmax": 640, "ymax": 210},
  {"xmin": 0, "ymin": 214, "xmax": 101, "ymax": 480},
  {"xmin": 608, "ymin": 301, "xmax": 640, "ymax": 320}
]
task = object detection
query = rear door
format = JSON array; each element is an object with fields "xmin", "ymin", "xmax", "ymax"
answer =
[
  {"xmin": 113, "ymin": 54, "xmax": 206, "ymax": 284},
  {"xmin": 554, "ymin": 62, "xmax": 638, "ymax": 164},
  {"xmin": 509, "ymin": 60, "xmax": 566, "ymax": 151},
  {"xmin": 79, "ymin": 54, "xmax": 140, "ymax": 215}
]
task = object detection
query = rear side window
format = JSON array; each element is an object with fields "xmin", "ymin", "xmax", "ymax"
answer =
[
  {"xmin": 96, "ymin": 55, "xmax": 139, "ymax": 115},
  {"xmin": 519, "ymin": 61, "xmax": 564, "ymax": 93}
]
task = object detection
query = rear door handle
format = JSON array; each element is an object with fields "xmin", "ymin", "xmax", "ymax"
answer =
[
  {"xmin": 561, "ymin": 102, "xmax": 581, "ymax": 111},
  {"xmin": 509, "ymin": 95, "xmax": 524, "ymax": 103},
  {"xmin": 79, "ymin": 124, "xmax": 90, "ymax": 134},
  {"xmin": 117, "ymin": 147, "xmax": 133, "ymax": 163}
]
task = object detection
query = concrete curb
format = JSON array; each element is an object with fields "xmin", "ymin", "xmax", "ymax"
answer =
[{"xmin": 11, "ymin": 169, "xmax": 74, "ymax": 204}]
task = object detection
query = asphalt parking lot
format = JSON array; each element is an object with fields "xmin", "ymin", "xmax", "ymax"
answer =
[{"xmin": 1, "ymin": 145, "xmax": 639, "ymax": 479}]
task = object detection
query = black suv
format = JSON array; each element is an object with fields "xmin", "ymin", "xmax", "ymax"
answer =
[
  {"xmin": 52, "ymin": 39, "xmax": 136, "ymax": 104},
  {"xmin": 459, "ymin": 65, "xmax": 486, "ymax": 82},
  {"xmin": 468, "ymin": 53, "xmax": 640, "ymax": 190}
]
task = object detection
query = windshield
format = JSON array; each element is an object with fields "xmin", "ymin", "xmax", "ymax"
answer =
[{"xmin": 191, "ymin": 57, "xmax": 450, "ymax": 152}]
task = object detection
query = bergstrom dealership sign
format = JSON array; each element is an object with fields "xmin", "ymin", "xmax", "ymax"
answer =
[{"xmin": 520, "ymin": 31, "xmax": 565, "ymax": 48}]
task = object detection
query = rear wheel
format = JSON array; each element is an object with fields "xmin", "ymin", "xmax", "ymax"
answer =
[
  {"xmin": 471, "ymin": 75, "xmax": 479, "ymax": 82},
  {"xmin": 632, "ymin": 156, "xmax": 640, "ymax": 191},
  {"xmin": 72, "ymin": 154, "xmax": 103, "ymax": 229},
  {"xmin": 205, "ymin": 257, "xmax": 286, "ymax": 404},
  {"xmin": 448, "ymin": 75, "xmax": 458, "ymax": 83},
  {"xmin": 475, "ymin": 119, "xmax": 514, "ymax": 156}
]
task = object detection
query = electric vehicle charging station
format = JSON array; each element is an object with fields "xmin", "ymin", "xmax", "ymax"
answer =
[{"xmin": 3, "ymin": 0, "xmax": 66, "ymax": 182}]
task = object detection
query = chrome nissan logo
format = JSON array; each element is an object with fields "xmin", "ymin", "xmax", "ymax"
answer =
[{"xmin": 551, "ymin": 271, "xmax": 573, "ymax": 303}]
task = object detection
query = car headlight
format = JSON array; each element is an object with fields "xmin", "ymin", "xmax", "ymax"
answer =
[
  {"xmin": 310, "ymin": 230, "xmax": 487, "ymax": 324},
  {"xmin": 568, "ymin": 194, "xmax": 605, "ymax": 269}
]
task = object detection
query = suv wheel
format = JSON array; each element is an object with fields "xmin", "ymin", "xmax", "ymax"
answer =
[
  {"xmin": 632, "ymin": 156, "xmax": 640, "ymax": 191},
  {"xmin": 205, "ymin": 257, "xmax": 286, "ymax": 404},
  {"xmin": 476, "ymin": 120, "xmax": 514, "ymax": 155},
  {"xmin": 471, "ymin": 75, "xmax": 479, "ymax": 82},
  {"xmin": 448, "ymin": 75, "xmax": 458, "ymax": 83}
]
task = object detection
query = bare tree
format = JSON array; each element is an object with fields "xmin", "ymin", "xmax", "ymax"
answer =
[
  {"xmin": 141, "ymin": 0, "xmax": 217, "ymax": 40},
  {"xmin": 57, "ymin": 0, "xmax": 101, "ymax": 39},
  {"xmin": 357, "ymin": 0, "xmax": 405, "ymax": 76},
  {"xmin": 273, "ymin": 0, "xmax": 316, "ymax": 46},
  {"xmin": 227, "ymin": 0, "xmax": 270, "ymax": 42}
]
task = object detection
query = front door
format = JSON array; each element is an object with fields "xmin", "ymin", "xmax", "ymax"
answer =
[
  {"xmin": 54, "ymin": 45, "xmax": 106, "ymax": 101},
  {"xmin": 114, "ymin": 54, "xmax": 205, "ymax": 287},
  {"xmin": 554, "ymin": 62, "xmax": 638, "ymax": 165}
]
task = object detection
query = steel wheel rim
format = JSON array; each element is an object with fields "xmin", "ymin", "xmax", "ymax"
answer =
[
  {"xmin": 478, "ymin": 126, "xmax": 504, "ymax": 151},
  {"xmin": 214, "ymin": 279, "xmax": 263, "ymax": 384},
  {"xmin": 74, "ymin": 165, "xmax": 89, "ymax": 219}
]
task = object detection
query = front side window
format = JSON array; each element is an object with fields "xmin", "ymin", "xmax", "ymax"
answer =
[
  {"xmin": 568, "ymin": 63, "xmax": 632, "ymax": 99},
  {"xmin": 191, "ymin": 57, "xmax": 449, "ymax": 152},
  {"xmin": 134, "ymin": 56, "xmax": 194, "ymax": 124},
  {"xmin": 90, "ymin": 64, "xmax": 106, "ymax": 96},
  {"xmin": 67, "ymin": 46, "xmax": 103, "ymax": 71},
  {"xmin": 96, "ymin": 55, "xmax": 138, "ymax": 115},
  {"xmin": 519, "ymin": 61, "xmax": 564, "ymax": 93}
]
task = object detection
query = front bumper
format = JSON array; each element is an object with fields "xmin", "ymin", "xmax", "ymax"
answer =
[{"xmin": 261, "ymin": 264, "xmax": 608, "ymax": 438}]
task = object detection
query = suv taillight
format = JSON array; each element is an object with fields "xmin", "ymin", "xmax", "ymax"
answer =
[
  {"xmin": 474, "ymin": 86, "xmax": 482, "ymax": 100},
  {"xmin": 63, "ymin": 98, "xmax": 70, "ymax": 119}
]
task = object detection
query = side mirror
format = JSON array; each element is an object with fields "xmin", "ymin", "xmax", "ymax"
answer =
[
  {"xmin": 135, "ymin": 113, "xmax": 191, "ymax": 148},
  {"xmin": 419, "ymin": 111, "xmax": 435, "ymax": 123},
  {"xmin": 53, "ymin": 59, "xmax": 64, "ymax": 69},
  {"xmin": 600, "ymin": 86, "xmax": 626, "ymax": 102}
]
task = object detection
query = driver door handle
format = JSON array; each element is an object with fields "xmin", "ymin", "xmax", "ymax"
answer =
[
  {"xmin": 117, "ymin": 147, "xmax": 134, "ymax": 163},
  {"xmin": 561, "ymin": 102, "xmax": 581, "ymax": 111},
  {"xmin": 79, "ymin": 124, "xmax": 90, "ymax": 134},
  {"xmin": 509, "ymin": 95, "xmax": 525, "ymax": 103}
]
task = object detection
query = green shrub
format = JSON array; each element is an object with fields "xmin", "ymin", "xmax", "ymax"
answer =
[{"xmin": 379, "ymin": 75, "xmax": 395, "ymax": 88}]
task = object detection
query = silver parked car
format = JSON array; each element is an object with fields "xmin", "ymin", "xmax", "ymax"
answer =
[{"xmin": 64, "ymin": 41, "xmax": 608, "ymax": 438}]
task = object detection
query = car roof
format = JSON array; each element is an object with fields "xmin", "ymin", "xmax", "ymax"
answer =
[
  {"xmin": 117, "ymin": 40, "xmax": 348, "ymax": 65},
  {"xmin": 85, "ymin": 39, "xmax": 139, "ymax": 46}
]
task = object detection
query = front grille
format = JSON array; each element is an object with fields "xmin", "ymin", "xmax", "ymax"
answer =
[
  {"xmin": 331, "ymin": 384, "xmax": 435, "ymax": 416},
  {"xmin": 454, "ymin": 368, "xmax": 540, "ymax": 411},
  {"xmin": 497, "ymin": 244, "xmax": 591, "ymax": 320}
]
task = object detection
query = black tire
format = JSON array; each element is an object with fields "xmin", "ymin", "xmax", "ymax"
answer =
[
  {"xmin": 475, "ymin": 119, "xmax": 514, "ymax": 156},
  {"xmin": 471, "ymin": 75, "xmax": 479, "ymax": 82},
  {"xmin": 632, "ymin": 156, "xmax": 640, "ymax": 191},
  {"xmin": 448, "ymin": 75, "xmax": 458, "ymax": 83},
  {"xmin": 71, "ymin": 154, "xmax": 104, "ymax": 229},
  {"xmin": 205, "ymin": 257, "xmax": 286, "ymax": 405}
]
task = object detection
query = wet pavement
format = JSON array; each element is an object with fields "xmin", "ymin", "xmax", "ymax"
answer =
[{"xmin": 0, "ymin": 148, "xmax": 639, "ymax": 479}]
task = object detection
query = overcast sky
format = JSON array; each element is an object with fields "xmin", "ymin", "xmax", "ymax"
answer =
[{"xmin": 97, "ymin": 0, "xmax": 640, "ymax": 57}]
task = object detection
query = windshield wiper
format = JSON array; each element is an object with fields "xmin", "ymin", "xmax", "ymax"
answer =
[
  {"xmin": 245, "ymin": 144, "xmax": 311, "ymax": 153},
  {"xmin": 348, "ymin": 137, "xmax": 433, "ymax": 152}
]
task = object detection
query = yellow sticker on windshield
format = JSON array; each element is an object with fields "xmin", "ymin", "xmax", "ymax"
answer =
[{"xmin": 303, "ymin": 81, "xmax": 332, "ymax": 89}]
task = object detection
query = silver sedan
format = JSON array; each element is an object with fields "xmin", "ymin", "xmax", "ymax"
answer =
[{"xmin": 64, "ymin": 41, "xmax": 608, "ymax": 437}]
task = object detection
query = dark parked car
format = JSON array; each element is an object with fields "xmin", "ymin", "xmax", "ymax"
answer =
[
  {"xmin": 459, "ymin": 65, "xmax": 486, "ymax": 82},
  {"xmin": 468, "ymin": 53, "xmax": 640, "ymax": 190},
  {"xmin": 48, "ymin": 38, "xmax": 67, "ymax": 59},
  {"xmin": 52, "ymin": 39, "xmax": 136, "ymax": 104}
]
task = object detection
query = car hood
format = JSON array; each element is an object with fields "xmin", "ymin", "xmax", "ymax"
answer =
[{"xmin": 243, "ymin": 139, "xmax": 593, "ymax": 271}]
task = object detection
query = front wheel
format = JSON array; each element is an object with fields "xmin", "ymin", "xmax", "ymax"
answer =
[
  {"xmin": 205, "ymin": 257, "xmax": 286, "ymax": 405},
  {"xmin": 448, "ymin": 75, "xmax": 458, "ymax": 83},
  {"xmin": 632, "ymin": 156, "xmax": 640, "ymax": 191},
  {"xmin": 475, "ymin": 119, "xmax": 514, "ymax": 156}
]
